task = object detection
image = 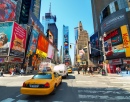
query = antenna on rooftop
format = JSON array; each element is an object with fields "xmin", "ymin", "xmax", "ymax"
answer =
[{"xmin": 49, "ymin": 2, "xmax": 51, "ymax": 14}]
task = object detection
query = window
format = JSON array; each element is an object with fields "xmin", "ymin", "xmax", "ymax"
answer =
[
  {"xmin": 32, "ymin": 73, "xmax": 52, "ymax": 79},
  {"xmin": 103, "ymin": 6, "xmax": 110, "ymax": 19},
  {"xmin": 115, "ymin": 1, "xmax": 119, "ymax": 11}
]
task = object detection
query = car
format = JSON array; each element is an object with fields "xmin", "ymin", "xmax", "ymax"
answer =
[
  {"xmin": 53, "ymin": 64, "xmax": 68, "ymax": 78},
  {"xmin": 67, "ymin": 67, "xmax": 73, "ymax": 73},
  {"xmin": 20, "ymin": 71, "xmax": 62, "ymax": 95}
]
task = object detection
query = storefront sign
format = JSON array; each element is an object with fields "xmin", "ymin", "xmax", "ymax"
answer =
[
  {"xmin": 8, "ymin": 57, "xmax": 23, "ymax": 63},
  {"xmin": 0, "ymin": 58, "xmax": 7, "ymax": 63},
  {"xmin": 104, "ymin": 29, "xmax": 118, "ymax": 41},
  {"xmin": 101, "ymin": 9, "xmax": 128, "ymax": 33},
  {"xmin": 121, "ymin": 25, "xmax": 130, "ymax": 57},
  {"xmin": 109, "ymin": 59, "xmax": 122, "ymax": 65},
  {"xmin": 0, "ymin": 48, "xmax": 9, "ymax": 56}
]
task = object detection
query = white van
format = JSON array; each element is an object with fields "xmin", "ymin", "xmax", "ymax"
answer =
[{"xmin": 53, "ymin": 64, "xmax": 68, "ymax": 78}]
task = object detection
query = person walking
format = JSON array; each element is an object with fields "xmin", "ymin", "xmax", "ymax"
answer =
[
  {"xmin": 82, "ymin": 67, "xmax": 85, "ymax": 75},
  {"xmin": 0, "ymin": 68, "xmax": 4, "ymax": 77},
  {"xmin": 20, "ymin": 68, "xmax": 24, "ymax": 76},
  {"xmin": 126, "ymin": 66, "xmax": 129, "ymax": 74},
  {"xmin": 89, "ymin": 67, "xmax": 94, "ymax": 76}
]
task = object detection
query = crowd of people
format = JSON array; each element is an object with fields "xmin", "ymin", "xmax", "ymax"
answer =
[{"xmin": 77, "ymin": 66, "xmax": 95, "ymax": 76}]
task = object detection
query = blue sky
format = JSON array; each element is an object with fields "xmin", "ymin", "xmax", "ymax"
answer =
[{"xmin": 40, "ymin": 0, "xmax": 94, "ymax": 64}]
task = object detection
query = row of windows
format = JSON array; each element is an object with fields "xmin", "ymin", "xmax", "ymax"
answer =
[{"xmin": 100, "ymin": 0, "xmax": 129, "ymax": 23}]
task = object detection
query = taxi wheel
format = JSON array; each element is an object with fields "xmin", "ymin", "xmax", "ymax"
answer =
[
  {"xmin": 60, "ymin": 79, "xmax": 62, "ymax": 85},
  {"xmin": 51, "ymin": 85, "xmax": 56, "ymax": 95}
]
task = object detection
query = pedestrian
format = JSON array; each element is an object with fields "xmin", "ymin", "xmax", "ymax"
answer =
[
  {"xmin": 116, "ymin": 66, "xmax": 119, "ymax": 74},
  {"xmin": 126, "ymin": 66, "xmax": 129, "ymax": 74},
  {"xmin": 87, "ymin": 67, "xmax": 90, "ymax": 74},
  {"xmin": 89, "ymin": 67, "xmax": 93, "ymax": 76},
  {"xmin": 0, "ymin": 68, "xmax": 4, "ymax": 77},
  {"xmin": 11, "ymin": 68, "xmax": 15, "ymax": 76},
  {"xmin": 20, "ymin": 68, "xmax": 24, "ymax": 76},
  {"xmin": 82, "ymin": 67, "xmax": 85, "ymax": 75}
]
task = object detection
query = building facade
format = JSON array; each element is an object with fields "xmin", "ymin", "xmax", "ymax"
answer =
[
  {"xmin": 91, "ymin": 0, "xmax": 130, "ymax": 73},
  {"xmin": 63, "ymin": 25, "xmax": 70, "ymax": 66},
  {"xmin": 76, "ymin": 21, "xmax": 89, "ymax": 66},
  {"xmin": 30, "ymin": 0, "xmax": 41, "ymax": 19},
  {"xmin": 42, "ymin": 12, "xmax": 58, "ymax": 48}
]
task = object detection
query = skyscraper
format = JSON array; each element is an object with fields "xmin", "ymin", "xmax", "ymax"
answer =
[
  {"xmin": 63, "ymin": 25, "xmax": 70, "ymax": 66},
  {"xmin": 42, "ymin": 3, "xmax": 58, "ymax": 48}
]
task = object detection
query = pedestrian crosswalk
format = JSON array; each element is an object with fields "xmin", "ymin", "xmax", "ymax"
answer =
[
  {"xmin": 77, "ymin": 88, "xmax": 130, "ymax": 102},
  {"xmin": 0, "ymin": 98, "xmax": 63, "ymax": 102},
  {"xmin": 1, "ymin": 88, "xmax": 130, "ymax": 102}
]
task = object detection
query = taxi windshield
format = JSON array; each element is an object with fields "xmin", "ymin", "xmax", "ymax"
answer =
[{"xmin": 32, "ymin": 73, "xmax": 52, "ymax": 79}]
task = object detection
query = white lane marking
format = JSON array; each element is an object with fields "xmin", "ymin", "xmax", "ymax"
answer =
[
  {"xmin": 16, "ymin": 94, "xmax": 22, "ymax": 97},
  {"xmin": 53, "ymin": 101, "xmax": 63, "ymax": 102},
  {"xmin": 110, "ymin": 82, "xmax": 130, "ymax": 83},
  {"xmin": 78, "ymin": 94, "xmax": 130, "ymax": 100},
  {"xmin": 1, "ymin": 98, "xmax": 15, "ymax": 102},
  {"xmin": 78, "ymin": 90, "xmax": 130, "ymax": 94},
  {"xmin": 17, "ymin": 100, "xmax": 28, "ymax": 102}
]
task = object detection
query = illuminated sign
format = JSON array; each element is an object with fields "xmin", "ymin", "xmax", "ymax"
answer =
[
  {"xmin": 121, "ymin": 25, "xmax": 130, "ymax": 57},
  {"xmin": 104, "ymin": 30, "xmax": 118, "ymax": 41},
  {"xmin": 122, "ymin": 33, "xmax": 129, "ymax": 48}
]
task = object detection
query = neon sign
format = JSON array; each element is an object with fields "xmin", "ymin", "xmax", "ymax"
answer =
[
  {"xmin": 122, "ymin": 33, "xmax": 129, "ymax": 48},
  {"xmin": 104, "ymin": 30, "xmax": 118, "ymax": 41}
]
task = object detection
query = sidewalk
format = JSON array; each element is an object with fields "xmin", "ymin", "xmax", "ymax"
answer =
[
  {"xmin": 1, "ymin": 70, "xmax": 38, "ymax": 77},
  {"xmin": 74, "ymin": 71, "xmax": 123, "ymax": 78}
]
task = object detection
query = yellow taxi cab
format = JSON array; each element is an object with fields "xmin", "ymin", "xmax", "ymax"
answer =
[
  {"xmin": 20, "ymin": 71, "xmax": 62, "ymax": 95},
  {"xmin": 67, "ymin": 67, "xmax": 73, "ymax": 73}
]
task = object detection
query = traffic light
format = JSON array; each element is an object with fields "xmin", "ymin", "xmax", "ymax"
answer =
[{"xmin": 70, "ymin": 45, "xmax": 72, "ymax": 48}]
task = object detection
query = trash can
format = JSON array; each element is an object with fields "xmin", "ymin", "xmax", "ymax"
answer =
[{"xmin": 102, "ymin": 69, "xmax": 106, "ymax": 76}]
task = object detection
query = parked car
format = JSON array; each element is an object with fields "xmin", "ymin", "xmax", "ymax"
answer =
[
  {"xmin": 53, "ymin": 64, "xmax": 68, "ymax": 78},
  {"xmin": 20, "ymin": 71, "xmax": 62, "ymax": 95}
]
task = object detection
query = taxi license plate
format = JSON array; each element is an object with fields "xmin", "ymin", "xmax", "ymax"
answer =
[{"xmin": 30, "ymin": 84, "xmax": 39, "ymax": 88}]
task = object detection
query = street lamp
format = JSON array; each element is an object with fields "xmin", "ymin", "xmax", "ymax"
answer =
[{"xmin": 99, "ymin": 32, "xmax": 108, "ymax": 75}]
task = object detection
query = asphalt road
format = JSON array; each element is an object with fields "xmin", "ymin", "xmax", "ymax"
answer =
[{"xmin": 1, "ymin": 72, "xmax": 130, "ymax": 102}]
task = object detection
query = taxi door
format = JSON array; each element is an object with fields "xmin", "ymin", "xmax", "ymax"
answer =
[{"xmin": 54, "ymin": 72, "xmax": 60, "ymax": 86}]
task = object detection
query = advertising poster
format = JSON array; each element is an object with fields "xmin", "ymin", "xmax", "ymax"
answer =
[
  {"xmin": 27, "ymin": 28, "xmax": 39, "ymax": 54},
  {"xmin": 104, "ymin": 27, "xmax": 127, "ymax": 59},
  {"xmin": 36, "ymin": 34, "xmax": 49, "ymax": 57},
  {"xmin": 0, "ymin": 22, "xmax": 13, "ymax": 56},
  {"xmin": 9, "ymin": 22, "xmax": 27, "ymax": 57},
  {"xmin": 47, "ymin": 44, "xmax": 54, "ymax": 59},
  {"xmin": 90, "ymin": 32, "xmax": 100, "ymax": 56},
  {"xmin": 0, "ymin": 0, "xmax": 18, "ymax": 22},
  {"xmin": 111, "ymin": 34, "xmax": 123, "ymax": 46},
  {"xmin": 121, "ymin": 25, "xmax": 130, "ymax": 57}
]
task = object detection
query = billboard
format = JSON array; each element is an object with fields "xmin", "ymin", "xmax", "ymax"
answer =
[
  {"xmin": 90, "ymin": 32, "xmax": 100, "ymax": 57},
  {"xmin": 36, "ymin": 34, "xmax": 49, "ymax": 57},
  {"xmin": 0, "ymin": 0, "xmax": 18, "ymax": 22},
  {"xmin": 27, "ymin": 28, "xmax": 39, "ymax": 54},
  {"xmin": 0, "ymin": 22, "xmax": 13, "ymax": 56},
  {"xmin": 9, "ymin": 22, "xmax": 27, "ymax": 57},
  {"xmin": 104, "ymin": 27, "xmax": 130, "ymax": 59},
  {"xmin": 47, "ymin": 44, "xmax": 54, "ymax": 59}
]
